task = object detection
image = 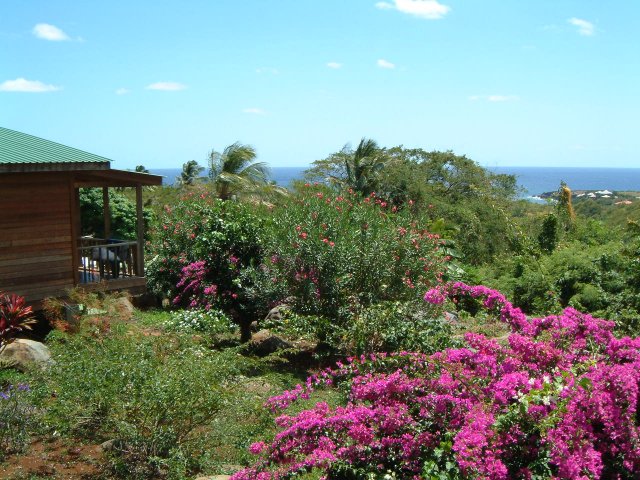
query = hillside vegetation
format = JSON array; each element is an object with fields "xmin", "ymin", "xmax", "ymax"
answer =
[{"xmin": 2, "ymin": 140, "xmax": 639, "ymax": 479}]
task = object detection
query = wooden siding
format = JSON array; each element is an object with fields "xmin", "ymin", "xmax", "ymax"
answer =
[{"xmin": 0, "ymin": 175, "xmax": 74, "ymax": 302}]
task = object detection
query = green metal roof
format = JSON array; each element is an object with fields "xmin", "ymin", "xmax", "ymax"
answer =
[{"xmin": 0, "ymin": 126, "xmax": 112, "ymax": 170}]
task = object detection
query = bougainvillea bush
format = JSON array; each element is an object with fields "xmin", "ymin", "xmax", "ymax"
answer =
[
  {"xmin": 146, "ymin": 188, "xmax": 275, "ymax": 338},
  {"xmin": 262, "ymin": 185, "xmax": 449, "ymax": 322},
  {"xmin": 232, "ymin": 283, "xmax": 640, "ymax": 479}
]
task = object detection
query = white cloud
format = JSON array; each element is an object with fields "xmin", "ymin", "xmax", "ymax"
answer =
[
  {"xmin": 469, "ymin": 94, "xmax": 519, "ymax": 102},
  {"xmin": 32, "ymin": 23, "xmax": 70, "ymax": 41},
  {"xmin": 376, "ymin": 0, "xmax": 450, "ymax": 20},
  {"xmin": 488, "ymin": 94, "xmax": 519, "ymax": 102},
  {"xmin": 145, "ymin": 82, "xmax": 187, "ymax": 91},
  {"xmin": 568, "ymin": 17, "xmax": 595, "ymax": 36},
  {"xmin": 377, "ymin": 59, "xmax": 395, "ymax": 69},
  {"xmin": 0, "ymin": 77, "xmax": 61, "ymax": 92},
  {"xmin": 115, "ymin": 88, "xmax": 130, "ymax": 95},
  {"xmin": 326, "ymin": 62, "xmax": 342, "ymax": 69},
  {"xmin": 242, "ymin": 107, "xmax": 266, "ymax": 115}
]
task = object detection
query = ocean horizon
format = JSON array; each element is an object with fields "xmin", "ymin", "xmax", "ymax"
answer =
[{"xmin": 149, "ymin": 166, "xmax": 640, "ymax": 199}]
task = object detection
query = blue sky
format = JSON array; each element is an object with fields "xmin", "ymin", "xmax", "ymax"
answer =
[{"xmin": 1, "ymin": 0, "xmax": 638, "ymax": 169}]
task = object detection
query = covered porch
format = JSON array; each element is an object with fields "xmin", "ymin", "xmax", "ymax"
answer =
[{"xmin": 71, "ymin": 169, "xmax": 162, "ymax": 294}]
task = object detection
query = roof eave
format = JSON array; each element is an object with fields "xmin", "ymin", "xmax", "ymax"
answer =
[{"xmin": 0, "ymin": 162, "xmax": 111, "ymax": 173}]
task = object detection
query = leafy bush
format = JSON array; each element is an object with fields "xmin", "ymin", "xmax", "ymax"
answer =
[
  {"xmin": 262, "ymin": 185, "xmax": 448, "ymax": 324},
  {"xmin": 43, "ymin": 328, "xmax": 244, "ymax": 478},
  {"xmin": 147, "ymin": 189, "xmax": 269, "ymax": 339},
  {"xmin": 344, "ymin": 301, "xmax": 459, "ymax": 355},
  {"xmin": 0, "ymin": 383, "xmax": 35, "ymax": 460},
  {"xmin": 265, "ymin": 302, "xmax": 458, "ymax": 356},
  {"xmin": 233, "ymin": 284, "xmax": 640, "ymax": 479}
]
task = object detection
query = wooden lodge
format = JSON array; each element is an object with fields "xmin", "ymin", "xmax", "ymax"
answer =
[{"xmin": 0, "ymin": 127, "xmax": 162, "ymax": 307}]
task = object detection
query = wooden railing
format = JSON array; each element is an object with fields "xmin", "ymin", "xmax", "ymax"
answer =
[{"xmin": 77, "ymin": 237, "xmax": 140, "ymax": 284}]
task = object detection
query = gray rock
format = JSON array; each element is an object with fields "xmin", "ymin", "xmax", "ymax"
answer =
[
  {"xmin": 263, "ymin": 304, "xmax": 290, "ymax": 324},
  {"xmin": 100, "ymin": 439, "xmax": 116, "ymax": 451},
  {"xmin": 0, "ymin": 339, "xmax": 52, "ymax": 371},
  {"xmin": 248, "ymin": 329, "xmax": 293, "ymax": 356}
]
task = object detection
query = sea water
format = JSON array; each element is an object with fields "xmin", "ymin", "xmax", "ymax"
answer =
[{"xmin": 149, "ymin": 166, "xmax": 640, "ymax": 199}]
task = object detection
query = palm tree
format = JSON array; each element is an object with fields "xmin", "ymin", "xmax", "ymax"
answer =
[
  {"xmin": 176, "ymin": 160, "xmax": 204, "ymax": 187},
  {"xmin": 344, "ymin": 138, "xmax": 386, "ymax": 196},
  {"xmin": 208, "ymin": 142, "xmax": 270, "ymax": 200}
]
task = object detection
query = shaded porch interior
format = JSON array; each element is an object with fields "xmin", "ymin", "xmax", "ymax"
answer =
[{"xmin": 72, "ymin": 169, "xmax": 160, "ymax": 292}]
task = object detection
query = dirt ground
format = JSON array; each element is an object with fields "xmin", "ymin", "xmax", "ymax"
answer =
[{"xmin": 0, "ymin": 437, "xmax": 103, "ymax": 479}]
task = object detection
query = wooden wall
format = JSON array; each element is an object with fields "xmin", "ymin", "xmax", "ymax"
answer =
[{"xmin": 0, "ymin": 173, "xmax": 75, "ymax": 303}]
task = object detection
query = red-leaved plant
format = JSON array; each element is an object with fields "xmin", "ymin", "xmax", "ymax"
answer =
[{"xmin": 0, "ymin": 292, "xmax": 35, "ymax": 349}]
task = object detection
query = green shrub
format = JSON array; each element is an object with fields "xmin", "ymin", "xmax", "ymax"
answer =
[
  {"xmin": 263, "ymin": 301, "xmax": 457, "ymax": 356},
  {"xmin": 262, "ymin": 185, "xmax": 448, "ymax": 324},
  {"xmin": 345, "ymin": 301, "xmax": 459, "ymax": 355},
  {"xmin": 0, "ymin": 383, "xmax": 35, "ymax": 460},
  {"xmin": 42, "ymin": 328, "xmax": 245, "ymax": 478}
]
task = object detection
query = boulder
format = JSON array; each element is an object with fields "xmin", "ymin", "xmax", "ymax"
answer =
[
  {"xmin": 0, "ymin": 339, "xmax": 52, "ymax": 371},
  {"xmin": 111, "ymin": 296, "xmax": 135, "ymax": 321},
  {"xmin": 247, "ymin": 329, "xmax": 293, "ymax": 356},
  {"xmin": 263, "ymin": 303, "xmax": 291, "ymax": 324}
]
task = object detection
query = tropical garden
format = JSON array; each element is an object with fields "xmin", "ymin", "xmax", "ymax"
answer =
[{"xmin": 1, "ymin": 139, "xmax": 640, "ymax": 479}]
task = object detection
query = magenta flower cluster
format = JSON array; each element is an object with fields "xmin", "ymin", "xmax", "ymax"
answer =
[{"xmin": 231, "ymin": 283, "xmax": 640, "ymax": 479}]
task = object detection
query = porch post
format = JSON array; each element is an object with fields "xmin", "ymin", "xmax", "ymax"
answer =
[
  {"xmin": 69, "ymin": 176, "xmax": 81, "ymax": 285},
  {"xmin": 136, "ymin": 184, "xmax": 145, "ymax": 276},
  {"xmin": 102, "ymin": 186, "xmax": 111, "ymax": 239}
]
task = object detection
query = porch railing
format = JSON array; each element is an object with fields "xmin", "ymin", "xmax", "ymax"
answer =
[{"xmin": 77, "ymin": 237, "xmax": 140, "ymax": 284}]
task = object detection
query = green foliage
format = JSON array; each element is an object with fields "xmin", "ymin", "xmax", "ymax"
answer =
[
  {"xmin": 484, "ymin": 233, "xmax": 640, "ymax": 336},
  {"xmin": 537, "ymin": 213, "xmax": 559, "ymax": 253},
  {"xmin": 344, "ymin": 301, "xmax": 460, "ymax": 355},
  {"xmin": 262, "ymin": 185, "xmax": 447, "ymax": 325},
  {"xmin": 42, "ymin": 327, "xmax": 244, "ymax": 478},
  {"xmin": 270, "ymin": 304, "xmax": 454, "ymax": 361},
  {"xmin": 307, "ymin": 145, "xmax": 520, "ymax": 264},
  {"xmin": 0, "ymin": 384, "xmax": 35, "ymax": 460},
  {"xmin": 147, "ymin": 188, "xmax": 264, "ymax": 301},
  {"xmin": 208, "ymin": 142, "xmax": 271, "ymax": 200},
  {"xmin": 176, "ymin": 160, "xmax": 204, "ymax": 187},
  {"xmin": 79, "ymin": 188, "xmax": 153, "ymax": 239}
]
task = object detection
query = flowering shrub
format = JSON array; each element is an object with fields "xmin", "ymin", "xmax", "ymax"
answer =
[
  {"xmin": 0, "ymin": 291, "xmax": 35, "ymax": 348},
  {"xmin": 263, "ymin": 185, "xmax": 448, "ymax": 322},
  {"xmin": 0, "ymin": 384, "xmax": 35, "ymax": 459},
  {"xmin": 146, "ymin": 189, "xmax": 269, "ymax": 338},
  {"xmin": 164, "ymin": 308, "xmax": 236, "ymax": 335},
  {"xmin": 232, "ymin": 283, "xmax": 640, "ymax": 479}
]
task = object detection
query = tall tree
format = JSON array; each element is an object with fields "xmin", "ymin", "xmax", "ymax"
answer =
[
  {"xmin": 176, "ymin": 160, "xmax": 204, "ymax": 187},
  {"xmin": 344, "ymin": 138, "xmax": 387, "ymax": 196},
  {"xmin": 208, "ymin": 142, "xmax": 270, "ymax": 200},
  {"xmin": 305, "ymin": 137, "xmax": 388, "ymax": 196}
]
